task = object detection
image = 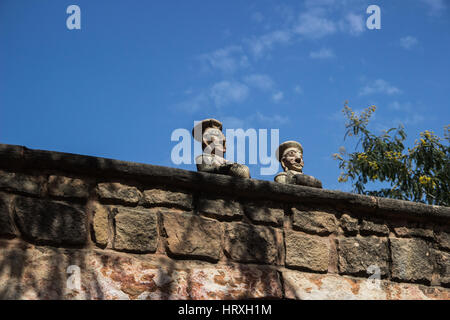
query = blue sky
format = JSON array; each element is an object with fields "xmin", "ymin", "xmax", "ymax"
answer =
[{"xmin": 1, "ymin": 0, "xmax": 449, "ymax": 191}]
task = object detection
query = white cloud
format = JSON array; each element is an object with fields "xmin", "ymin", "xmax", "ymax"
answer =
[
  {"xmin": 272, "ymin": 91, "xmax": 284, "ymax": 103},
  {"xmin": 199, "ymin": 2, "xmax": 376, "ymax": 67},
  {"xmin": 243, "ymin": 74, "xmax": 275, "ymax": 91},
  {"xmin": 387, "ymin": 102, "xmax": 425, "ymax": 126},
  {"xmin": 210, "ymin": 81, "xmax": 249, "ymax": 107},
  {"xmin": 396, "ymin": 114, "xmax": 426, "ymax": 126},
  {"xmin": 222, "ymin": 112, "xmax": 290, "ymax": 129},
  {"xmin": 254, "ymin": 112, "xmax": 289, "ymax": 125},
  {"xmin": 176, "ymin": 92, "xmax": 209, "ymax": 113},
  {"xmin": 247, "ymin": 30, "xmax": 292, "ymax": 58},
  {"xmin": 359, "ymin": 79, "xmax": 402, "ymax": 96},
  {"xmin": 222, "ymin": 116, "xmax": 246, "ymax": 129},
  {"xmin": 294, "ymin": 10, "xmax": 336, "ymax": 39},
  {"xmin": 340, "ymin": 13, "xmax": 365, "ymax": 36},
  {"xmin": 304, "ymin": 0, "xmax": 337, "ymax": 9},
  {"xmin": 310, "ymin": 48, "xmax": 335, "ymax": 59},
  {"xmin": 421, "ymin": 0, "xmax": 447, "ymax": 15},
  {"xmin": 294, "ymin": 85, "xmax": 303, "ymax": 94},
  {"xmin": 198, "ymin": 45, "xmax": 249, "ymax": 74},
  {"xmin": 388, "ymin": 101, "xmax": 412, "ymax": 112},
  {"xmin": 400, "ymin": 36, "xmax": 419, "ymax": 50}
]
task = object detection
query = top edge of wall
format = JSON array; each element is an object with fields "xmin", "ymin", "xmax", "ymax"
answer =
[{"xmin": 0, "ymin": 143, "xmax": 448, "ymax": 221}]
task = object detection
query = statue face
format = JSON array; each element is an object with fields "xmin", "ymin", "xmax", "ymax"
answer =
[
  {"xmin": 281, "ymin": 147, "xmax": 304, "ymax": 172},
  {"xmin": 203, "ymin": 127, "xmax": 226, "ymax": 156}
]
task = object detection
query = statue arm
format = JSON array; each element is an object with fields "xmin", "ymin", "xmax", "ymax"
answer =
[
  {"xmin": 274, "ymin": 172, "xmax": 289, "ymax": 184},
  {"xmin": 294, "ymin": 173, "xmax": 323, "ymax": 188}
]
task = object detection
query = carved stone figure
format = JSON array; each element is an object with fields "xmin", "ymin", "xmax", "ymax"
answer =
[
  {"xmin": 274, "ymin": 141, "xmax": 322, "ymax": 188},
  {"xmin": 193, "ymin": 119, "xmax": 251, "ymax": 179}
]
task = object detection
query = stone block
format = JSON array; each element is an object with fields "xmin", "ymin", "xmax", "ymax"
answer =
[
  {"xmin": 0, "ymin": 170, "xmax": 41, "ymax": 195},
  {"xmin": 436, "ymin": 232, "xmax": 450, "ymax": 251},
  {"xmin": 92, "ymin": 202, "xmax": 109, "ymax": 247},
  {"xmin": 0, "ymin": 193, "xmax": 17, "ymax": 237},
  {"xmin": 393, "ymin": 226, "xmax": 434, "ymax": 239},
  {"xmin": 244, "ymin": 202, "xmax": 284, "ymax": 226},
  {"xmin": 13, "ymin": 196, "xmax": 87, "ymax": 245},
  {"xmin": 143, "ymin": 189, "xmax": 192, "ymax": 209},
  {"xmin": 48, "ymin": 175, "xmax": 89, "ymax": 199},
  {"xmin": 390, "ymin": 238, "xmax": 434, "ymax": 283},
  {"xmin": 224, "ymin": 222, "xmax": 280, "ymax": 264},
  {"xmin": 360, "ymin": 220, "xmax": 389, "ymax": 236},
  {"xmin": 113, "ymin": 207, "xmax": 158, "ymax": 253},
  {"xmin": 338, "ymin": 237, "xmax": 389, "ymax": 276},
  {"xmin": 161, "ymin": 211, "xmax": 222, "ymax": 262},
  {"xmin": 434, "ymin": 250, "xmax": 450, "ymax": 287},
  {"xmin": 198, "ymin": 197, "xmax": 243, "ymax": 220},
  {"xmin": 292, "ymin": 208, "xmax": 338, "ymax": 235},
  {"xmin": 340, "ymin": 214, "xmax": 359, "ymax": 234},
  {"xmin": 97, "ymin": 182, "xmax": 141, "ymax": 205},
  {"xmin": 285, "ymin": 230, "xmax": 329, "ymax": 272}
]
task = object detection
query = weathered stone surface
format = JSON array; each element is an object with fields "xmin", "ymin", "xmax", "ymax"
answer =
[
  {"xmin": 285, "ymin": 230, "xmax": 329, "ymax": 272},
  {"xmin": 92, "ymin": 202, "xmax": 109, "ymax": 247},
  {"xmin": 0, "ymin": 241, "xmax": 282, "ymax": 300},
  {"xmin": 377, "ymin": 197, "xmax": 450, "ymax": 221},
  {"xmin": 282, "ymin": 270, "xmax": 450, "ymax": 300},
  {"xmin": 360, "ymin": 219, "xmax": 389, "ymax": 236},
  {"xmin": 1, "ymin": 144, "xmax": 450, "ymax": 222},
  {"xmin": 2, "ymin": 143, "xmax": 450, "ymax": 300},
  {"xmin": 198, "ymin": 197, "xmax": 243, "ymax": 220},
  {"xmin": 436, "ymin": 232, "xmax": 450, "ymax": 251},
  {"xmin": 48, "ymin": 175, "xmax": 89, "ymax": 198},
  {"xmin": 0, "ymin": 170, "xmax": 41, "ymax": 195},
  {"xmin": 224, "ymin": 223, "xmax": 280, "ymax": 264},
  {"xmin": 244, "ymin": 202, "xmax": 284, "ymax": 226},
  {"xmin": 434, "ymin": 250, "xmax": 450, "ymax": 287},
  {"xmin": 143, "ymin": 189, "xmax": 192, "ymax": 209},
  {"xmin": 394, "ymin": 226, "xmax": 434, "ymax": 239},
  {"xmin": 113, "ymin": 207, "xmax": 158, "ymax": 253},
  {"xmin": 0, "ymin": 193, "xmax": 17, "ymax": 237},
  {"xmin": 338, "ymin": 237, "xmax": 389, "ymax": 276},
  {"xmin": 13, "ymin": 196, "xmax": 87, "ymax": 245},
  {"xmin": 390, "ymin": 238, "xmax": 434, "ymax": 283},
  {"xmin": 340, "ymin": 214, "xmax": 359, "ymax": 234},
  {"xmin": 0, "ymin": 144, "xmax": 24, "ymax": 167},
  {"xmin": 161, "ymin": 211, "xmax": 222, "ymax": 262},
  {"xmin": 292, "ymin": 208, "xmax": 338, "ymax": 235},
  {"xmin": 0, "ymin": 240, "xmax": 82, "ymax": 300},
  {"xmin": 97, "ymin": 183, "xmax": 141, "ymax": 205}
]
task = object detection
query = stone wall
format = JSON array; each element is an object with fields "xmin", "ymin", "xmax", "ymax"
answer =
[{"xmin": 0, "ymin": 143, "xmax": 449, "ymax": 300}]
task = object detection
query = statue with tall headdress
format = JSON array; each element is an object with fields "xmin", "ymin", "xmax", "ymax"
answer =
[{"xmin": 193, "ymin": 118, "xmax": 251, "ymax": 179}]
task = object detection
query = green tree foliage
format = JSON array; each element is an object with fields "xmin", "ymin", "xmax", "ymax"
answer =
[{"xmin": 334, "ymin": 102, "xmax": 450, "ymax": 206}]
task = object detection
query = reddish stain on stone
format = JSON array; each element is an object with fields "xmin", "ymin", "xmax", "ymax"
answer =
[
  {"xmin": 213, "ymin": 271, "xmax": 227, "ymax": 286},
  {"xmin": 309, "ymin": 274, "xmax": 323, "ymax": 289},
  {"xmin": 384, "ymin": 285, "xmax": 392, "ymax": 300},
  {"xmin": 344, "ymin": 278, "xmax": 360, "ymax": 295},
  {"xmin": 141, "ymin": 274, "xmax": 155, "ymax": 282}
]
